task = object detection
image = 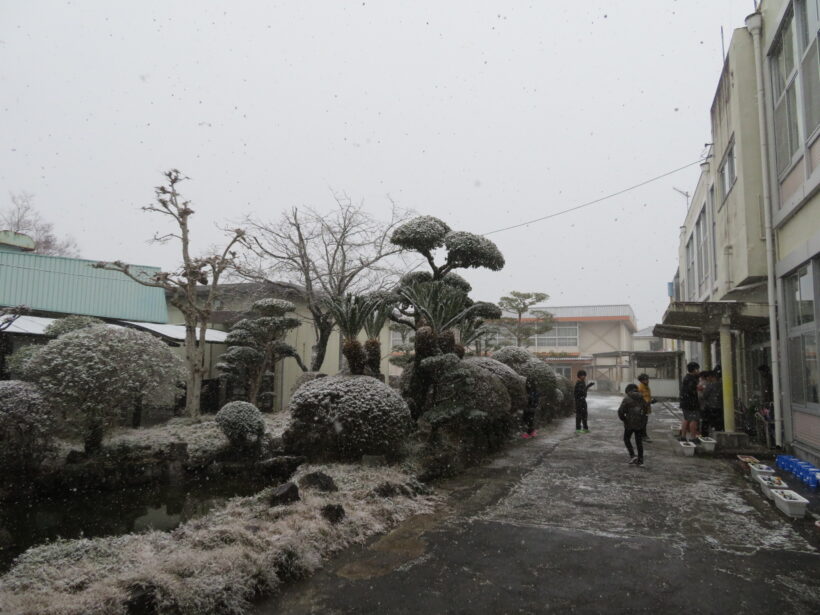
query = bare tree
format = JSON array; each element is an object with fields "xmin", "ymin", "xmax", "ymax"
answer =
[
  {"xmin": 95, "ymin": 170, "xmax": 245, "ymax": 418},
  {"xmin": 1, "ymin": 192, "xmax": 80, "ymax": 256},
  {"xmin": 244, "ymin": 195, "xmax": 409, "ymax": 372}
]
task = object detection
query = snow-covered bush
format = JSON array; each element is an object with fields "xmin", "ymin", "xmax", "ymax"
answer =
[
  {"xmin": 5, "ymin": 343, "xmax": 43, "ymax": 379},
  {"xmin": 0, "ymin": 381, "xmax": 54, "ymax": 482},
  {"xmin": 465, "ymin": 356, "xmax": 528, "ymax": 412},
  {"xmin": 492, "ymin": 347, "xmax": 559, "ymax": 421},
  {"xmin": 491, "ymin": 345, "xmax": 532, "ymax": 370},
  {"xmin": 390, "ymin": 215, "xmax": 452, "ymax": 252},
  {"xmin": 443, "ymin": 231, "xmax": 505, "ymax": 271},
  {"xmin": 215, "ymin": 401, "xmax": 266, "ymax": 449},
  {"xmin": 43, "ymin": 315, "xmax": 104, "ymax": 338},
  {"xmin": 414, "ymin": 360, "xmax": 513, "ymax": 479},
  {"xmin": 26, "ymin": 325, "xmax": 184, "ymax": 454},
  {"xmin": 289, "ymin": 371, "xmax": 327, "ymax": 397},
  {"xmin": 284, "ymin": 375, "xmax": 412, "ymax": 461}
]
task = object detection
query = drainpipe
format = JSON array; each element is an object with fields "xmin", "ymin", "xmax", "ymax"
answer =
[{"xmin": 747, "ymin": 12, "xmax": 783, "ymax": 447}]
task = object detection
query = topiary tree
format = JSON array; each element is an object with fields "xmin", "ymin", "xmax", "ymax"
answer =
[
  {"xmin": 0, "ymin": 381, "xmax": 55, "ymax": 486},
  {"xmin": 217, "ymin": 298, "xmax": 305, "ymax": 407},
  {"xmin": 388, "ymin": 216, "xmax": 504, "ymax": 418},
  {"xmin": 494, "ymin": 291, "xmax": 554, "ymax": 347},
  {"xmin": 26, "ymin": 325, "xmax": 185, "ymax": 454},
  {"xmin": 43, "ymin": 315, "xmax": 104, "ymax": 338},
  {"xmin": 283, "ymin": 375, "xmax": 412, "ymax": 460},
  {"xmin": 215, "ymin": 400, "xmax": 265, "ymax": 451}
]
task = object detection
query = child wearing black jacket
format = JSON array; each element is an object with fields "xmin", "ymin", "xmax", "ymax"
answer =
[{"xmin": 618, "ymin": 383, "xmax": 649, "ymax": 466}]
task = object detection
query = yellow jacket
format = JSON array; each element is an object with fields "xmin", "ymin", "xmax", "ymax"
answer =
[{"xmin": 638, "ymin": 382, "xmax": 652, "ymax": 413}]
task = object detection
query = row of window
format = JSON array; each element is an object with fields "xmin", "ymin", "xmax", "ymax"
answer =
[
  {"xmin": 784, "ymin": 260, "xmax": 819, "ymax": 407},
  {"xmin": 771, "ymin": 0, "xmax": 820, "ymax": 177}
]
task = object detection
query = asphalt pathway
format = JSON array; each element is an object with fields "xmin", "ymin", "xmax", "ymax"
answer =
[{"xmin": 257, "ymin": 395, "xmax": 820, "ymax": 614}]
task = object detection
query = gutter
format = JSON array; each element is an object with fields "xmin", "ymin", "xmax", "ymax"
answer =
[{"xmin": 746, "ymin": 12, "xmax": 783, "ymax": 447}]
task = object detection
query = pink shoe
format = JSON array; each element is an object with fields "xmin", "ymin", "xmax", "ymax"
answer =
[{"xmin": 521, "ymin": 433, "xmax": 531, "ymax": 439}]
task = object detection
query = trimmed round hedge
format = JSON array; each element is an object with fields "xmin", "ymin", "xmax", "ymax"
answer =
[
  {"xmin": 284, "ymin": 375, "xmax": 412, "ymax": 461},
  {"xmin": 465, "ymin": 356, "xmax": 527, "ymax": 412},
  {"xmin": 215, "ymin": 401, "xmax": 265, "ymax": 448}
]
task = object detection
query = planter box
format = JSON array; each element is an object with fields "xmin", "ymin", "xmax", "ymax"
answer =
[
  {"xmin": 772, "ymin": 489, "xmax": 809, "ymax": 518},
  {"xmin": 757, "ymin": 474, "xmax": 788, "ymax": 500},
  {"xmin": 679, "ymin": 441, "xmax": 696, "ymax": 456},
  {"xmin": 737, "ymin": 455, "xmax": 759, "ymax": 464},
  {"xmin": 749, "ymin": 463, "xmax": 775, "ymax": 480},
  {"xmin": 698, "ymin": 437, "xmax": 716, "ymax": 452}
]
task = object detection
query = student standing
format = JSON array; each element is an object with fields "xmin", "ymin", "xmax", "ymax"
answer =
[
  {"xmin": 618, "ymin": 383, "xmax": 649, "ymax": 466},
  {"xmin": 637, "ymin": 373, "xmax": 654, "ymax": 442},
  {"xmin": 574, "ymin": 370, "xmax": 595, "ymax": 433},
  {"xmin": 679, "ymin": 361, "xmax": 701, "ymax": 442}
]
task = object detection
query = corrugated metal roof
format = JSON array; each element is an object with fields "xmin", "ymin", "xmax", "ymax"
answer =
[
  {"xmin": 3, "ymin": 315, "xmax": 226, "ymax": 343},
  {"xmin": 0, "ymin": 251, "xmax": 167, "ymax": 323},
  {"xmin": 529, "ymin": 305, "xmax": 637, "ymax": 320}
]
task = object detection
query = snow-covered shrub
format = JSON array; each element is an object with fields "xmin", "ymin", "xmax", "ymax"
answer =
[
  {"xmin": 443, "ymin": 231, "xmax": 505, "ymax": 271},
  {"xmin": 43, "ymin": 315, "xmax": 104, "ymax": 338},
  {"xmin": 26, "ymin": 325, "xmax": 184, "ymax": 454},
  {"xmin": 289, "ymin": 371, "xmax": 327, "ymax": 397},
  {"xmin": 465, "ymin": 356, "xmax": 527, "ymax": 412},
  {"xmin": 284, "ymin": 375, "xmax": 412, "ymax": 461},
  {"xmin": 0, "ymin": 381, "xmax": 55, "ymax": 482},
  {"xmin": 5, "ymin": 343, "xmax": 43, "ymax": 379},
  {"xmin": 492, "ymin": 347, "xmax": 560, "ymax": 422},
  {"xmin": 406, "ymin": 359, "xmax": 513, "ymax": 479},
  {"xmin": 519, "ymin": 359, "xmax": 558, "ymax": 420},
  {"xmin": 390, "ymin": 215, "xmax": 452, "ymax": 252},
  {"xmin": 215, "ymin": 401, "xmax": 266, "ymax": 449},
  {"xmin": 491, "ymin": 345, "xmax": 532, "ymax": 370}
]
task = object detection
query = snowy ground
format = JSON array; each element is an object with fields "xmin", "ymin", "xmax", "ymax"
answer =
[
  {"xmin": 264, "ymin": 395, "xmax": 820, "ymax": 615},
  {"xmin": 0, "ymin": 462, "xmax": 439, "ymax": 615}
]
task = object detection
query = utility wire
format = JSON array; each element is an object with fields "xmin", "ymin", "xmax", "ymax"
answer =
[{"xmin": 484, "ymin": 159, "xmax": 705, "ymax": 236}]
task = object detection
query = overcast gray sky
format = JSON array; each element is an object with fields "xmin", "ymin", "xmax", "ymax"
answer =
[{"xmin": 1, "ymin": 0, "xmax": 756, "ymax": 328}]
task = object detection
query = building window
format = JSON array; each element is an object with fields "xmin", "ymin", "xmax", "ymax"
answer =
[
  {"xmin": 709, "ymin": 185, "xmax": 718, "ymax": 279},
  {"xmin": 785, "ymin": 265, "xmax": 815, "ymax": 328},
  {"xmin": 797, "ymin": 0, "xmax": 820, "ymax": 140},
  {"xmin": 554, "ymin": 366, "xmax": 571, "ymax": 379},
  {"xmin": 685, "ymin": 237, "xmax": 696, "ymax": 300},
  {"xmin": 530, "ymin": 323, "xmax": 579, "ymax": 348},
  {"xmin": 695, "ymin": 207, "xmax": 710, "ymax": 293},
  {"xmin": 771, "ymin": 8, "xmax": 802, "ymax": 174},
  {"xmin": 719, "ymin": 144, "xmax": 736, "ymax": 200},
  {"xmin": 784, "ymin": 259, "xmax": 819, "ymax": 408}
]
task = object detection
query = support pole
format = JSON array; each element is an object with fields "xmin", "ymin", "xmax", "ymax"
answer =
[
  {"xmin": 701, "ymin": 337, "xmax": 713, "ymax": 370},
  {"xmin": 720, "ymin": 316, "xmax": 736, "ymax": 432}
]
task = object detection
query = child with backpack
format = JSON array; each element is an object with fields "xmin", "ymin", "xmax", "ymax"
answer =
[{"xmin": 618, "ymin": 383, "xmax": 649, "ymax": 466}]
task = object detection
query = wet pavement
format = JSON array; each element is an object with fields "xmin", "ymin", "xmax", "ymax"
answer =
[{"xmin": 257, "ymin": 395, "xmax": 820, "ymax": 614}]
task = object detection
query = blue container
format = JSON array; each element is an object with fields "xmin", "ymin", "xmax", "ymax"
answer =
[
  {"xmin": 807, "ymin": 472, "xmax": 818, "ymax": 489},
  {"xmin": 802, "ymin": 466, "xmax": 817, "ymax": 484}
]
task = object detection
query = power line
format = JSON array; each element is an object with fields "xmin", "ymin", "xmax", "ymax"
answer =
[{"xmin": 484, "ymin": 159, "xmax": 705, "ymax": 236}]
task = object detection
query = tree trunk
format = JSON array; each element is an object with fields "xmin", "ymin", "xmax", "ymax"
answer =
[
  {"xmin": 184, "ymin": 324, "xmax": 203, "ymax": 418},
  {"xmin": 310, "ymin": 320, "xmax": 334, "ymax": 372}
]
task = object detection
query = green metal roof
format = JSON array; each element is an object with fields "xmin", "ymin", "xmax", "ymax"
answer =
[{"xmin": 0, "ymin": 251, "xmax": 168, "ymax": 323}]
